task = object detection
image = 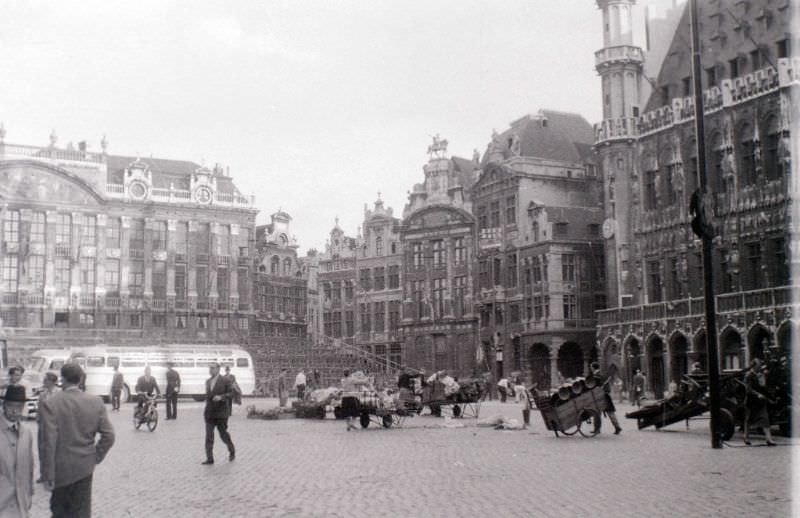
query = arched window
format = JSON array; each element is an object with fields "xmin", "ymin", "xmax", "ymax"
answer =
[
  {"xmin": 283, "ymin": 258, "xmax": 292, "ymax": 276},
  {"xmin": 270, "ymin": 256, "xmax": 279, "ymax": 274},
  {"xmin": 763, "ymin": 115, "xmax": 780, "ymax": 180},
  {"xmin": 375, "ymin": 236, "xmax": 383, "ymax": 257},
  {"xmin": 737, "ymin": 123, "xmax": 756, "ymax": 186}
]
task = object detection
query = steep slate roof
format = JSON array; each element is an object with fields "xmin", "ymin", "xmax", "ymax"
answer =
[
  {"xmin": 484, "ymin": 109, "xmax": 595, "ymax": 165},
  {"xmin": 105, "ymin": 154, "xmax": 243, "ymax": 195},
  {"xmin": 450, "ymin": 156, "xmax": 480, "ymax": 190}
]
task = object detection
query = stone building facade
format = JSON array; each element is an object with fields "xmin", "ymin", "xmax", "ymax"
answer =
[
  {"xmin": 0, "ymin": 132, "xmax": 257, "ymax": 357},
  {"xmin": 251, "ymin": 211, "xmax": 307, "ymax": 373},
  {"xmin": 593, "ymin": 0, "xmax": 798, "ymax": 397},
  {"xmin": 398, "ymin": 138, "xmax": 480, "ymax": 378},
  {"xmin": 474, "ymin": 110, "xmax": 605, "ymax": 389}
]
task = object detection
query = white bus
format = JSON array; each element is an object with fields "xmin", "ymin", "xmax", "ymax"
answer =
[{"xmin": 67, "ymin": 344, "xmax": 255, "ymax": 402}]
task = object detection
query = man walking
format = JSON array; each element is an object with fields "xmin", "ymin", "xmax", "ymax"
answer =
[
  {"xmin": 588, "ymin": 362, "xmax": 623, "ymax": 435},
  {"xmin": 202, "ymin": 363, "xmax": 235, "ymax": 465},
  {"xmin": 632, "ymin": 369, "xmax": 646, "ymax": 407},
  {"xmin": 40, "ymin": 363, "xmax": 115, "ymax": 518},
  {"xmin": 1, "ymin": 385, "xmax": 34, "ymax": 518},
  {"xmin": 277, "ymin": 369, "xmax": 288, "ymax": 407},
  {"xmin": 165, "ymin": 363, "xmax": 181, "ymax": 420},
  {"xmin": 110, "ymin": 366, "xmax": 124, "ymax": 412},
  {"xmin": 36, "ymin": 372, "xmax": 59, "ymax": 483}
]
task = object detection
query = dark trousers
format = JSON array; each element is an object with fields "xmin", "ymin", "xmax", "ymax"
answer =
[
  {"xmin": 498, "ymin": 386, "xmax": 508, "ymax": 403},
  {"xmin": 166, "ymin": 392, "xmax": 178, "ymax": 419},
  {"xmin": 51, "ymin": 474, "xmax": 93, "ymax": 518},
  {"xmin": 296, "ymin": 384, "xmax": 306, "ymax": 400},
  {"xmin": 111, "ymin": 389, "xmax": 121, "ymax": 410},
  {"xmin": 205, "ymin": 418, "xmax": 235, "ymax": 461}
]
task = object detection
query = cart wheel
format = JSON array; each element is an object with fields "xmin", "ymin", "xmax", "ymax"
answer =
[
  {"xmin": 561, "ymin": 422, "xmax": 579, "ymax": 436},
  {"xmin": 360, "ymin": 413, "xmax": 370, "ymax": 429},
  {"xmin": 578, "ymin": 409, "xmax": 601, "ymax": 438},
  {"xmin": 452, "ymin": 405, "xmax": 462, "ymax": 418},
  {"xmin": 382, "ymin": 415, "xmax": 392, "ymax": 428},
  {"xmin": 719, "ymin": 408, "xmax": 735, "ymax": 441}
]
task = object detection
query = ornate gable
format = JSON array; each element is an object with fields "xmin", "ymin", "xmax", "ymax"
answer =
[{"xmin": 0, "ymin": 161, "xmax": 104, "ymax": 206}]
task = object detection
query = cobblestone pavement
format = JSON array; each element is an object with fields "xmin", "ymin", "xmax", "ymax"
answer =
[{"xmin": 25, "ymin": 398, "xmax": 793, "ymax": 518}]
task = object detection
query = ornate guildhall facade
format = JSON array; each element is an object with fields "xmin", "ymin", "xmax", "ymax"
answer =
[
  {"xmin": 0, "ymin": 131, "xmax": 257, "ymax": 357},
  {"xmin": 593, "ymin": 0, "xmax": 798, "ymax": 398}
]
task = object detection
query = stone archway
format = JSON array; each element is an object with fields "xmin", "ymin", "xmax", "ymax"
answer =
[
  {"xmin": 527, "ymin": 343, "xmax": 550, "ymax": 390},
  {"xmin": 557, "ymin": 341, "xmax": 583, "ymax": 380},
  {"xmin": 670, "ymin": 332, "xmax": 689, "ymax": 384},
  {"xmin": 777, "ymin": 321, "xmax": 794, "ymax": 355},
  {"xmin": 623, "ymin": 336, "xmax": 642, "ymax": 390},
  {"xmin": 748, "ymin": 324, "xmax": 772, "ymax": 362},
  {"xmin": 692, "ymin": 329, "xmax": 708, "ymax": 371},
  {"xmin": 646, "ymin": 334, "xmax": 666, "ymax": 399},
  {"xmin": 720, "ymin": 327, "xmax": 743, "ymax": 371}
]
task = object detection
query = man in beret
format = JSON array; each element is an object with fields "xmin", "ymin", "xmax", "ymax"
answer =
[
  {"xmin": 40, "ymin": 363, "xmax": 115, "ymax": 518},
  {"xmin": 0, "ymin": 384, "xmax": 34, "ymax": 518}
]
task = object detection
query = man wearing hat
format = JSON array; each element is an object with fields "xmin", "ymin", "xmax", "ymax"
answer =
[
  {"xmin": 588, "ymin": 362, "xmax": 623, "ymax": 435},
  {"xmin": 0, "ymin": 384, "xmax": 34, "ymax": 518},
  {"xmin": 40, "ymin": 363, "xmax": 115, "ymax": 518}
]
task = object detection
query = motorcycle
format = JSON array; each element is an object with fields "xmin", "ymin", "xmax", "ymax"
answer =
[{"xmin": 133, "ymin": 393, "xmax": 159, "ymax": 432}]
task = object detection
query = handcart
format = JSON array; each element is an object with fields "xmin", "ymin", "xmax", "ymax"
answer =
[
  {"xmin": 333, "ymin": 389, "xmax": 417, "ymax": 429},
  {"xmin": 532, "ymin": 383, "xmax": 610, "ymax": 438},
  {"xmin": 422, "ymin": 378, "xmax": 484, "ymax": 418}
]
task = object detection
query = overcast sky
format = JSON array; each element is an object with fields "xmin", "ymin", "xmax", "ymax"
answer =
[{"xmin": 1, "ymin": 0, "xmax": 674, "ymax": 252}]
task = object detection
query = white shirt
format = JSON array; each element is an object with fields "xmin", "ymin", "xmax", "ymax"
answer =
[{"xmin": 295, "ymin": 372, "xmax": 306, "ymax": 387}]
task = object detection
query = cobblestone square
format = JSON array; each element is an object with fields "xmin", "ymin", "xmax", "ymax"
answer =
[{"xmin": 26, "ymin": 398, "xmax": 793, "ymax": 518}]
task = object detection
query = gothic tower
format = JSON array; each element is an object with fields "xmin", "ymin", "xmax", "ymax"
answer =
[{"xmin": 594, "ymin": 0, "xmax": 644, "ymax": 307}]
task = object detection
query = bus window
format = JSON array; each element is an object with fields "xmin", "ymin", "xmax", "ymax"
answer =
[
  {"xmin": 87, "ymin": 356, "xmax": 105, "ymax": 368},
  {"xmin": 218, "ymin": 350, "xmax": 233, "ymax": 356},
  {"xmin": 50, "ymin": 360, "xmax": 65, "ymax": 370},
  {"xmin": 236, "ymin": 358, "xmax": 249, "ymax": 368},
  {"xmin": 148, "ymin": 361, "xmax": 168, "ymax": 367},
  {"xmin": 220, "ymin": 359, "xmax": 234, "ymax": 367},
  {"xmin": 121, "ymin": 360, "xmax": 146, "ymax": 368},
  {"xmin": 108, "ymin": 357, "xmax": 120, "ymax": 368}
]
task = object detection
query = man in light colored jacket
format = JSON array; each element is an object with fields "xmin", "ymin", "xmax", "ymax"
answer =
[
  {"xmin": 40, "ymin": 363, "xmax": 115, "ymax": 518},
  {"xmin": 0, "ymin": 384, "xmax": 34, "ymax": 518}
]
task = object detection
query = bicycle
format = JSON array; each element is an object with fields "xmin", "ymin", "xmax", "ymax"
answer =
[{"xmin": 133, "ymin": 393, "xmax": 159, "ymax": 432}]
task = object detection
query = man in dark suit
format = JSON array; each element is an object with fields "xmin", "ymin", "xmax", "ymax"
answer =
[
  {"xmin": 165, "ymin": 363, "xmax": 181, "ymax": 420},
  {"xmin": 202, "ymin": 362, "xmax": 235, "ymax": 465},
  {"xmin": 40, "ymin": 363, "xmax": 115, "ymax": 518}
]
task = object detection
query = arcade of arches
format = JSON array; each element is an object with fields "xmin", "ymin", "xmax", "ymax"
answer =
[
  {"xmin": 526, "ymin": 340, "xmax": 600, "ymax": 388},
  {"xmin": 602, "ymin": 321, "xmax": 794, "ymax": 397}
]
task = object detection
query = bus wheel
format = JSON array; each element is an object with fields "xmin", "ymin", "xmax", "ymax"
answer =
[{"xmin": 121, "ymin": 385, "xmax": 131, "ymax": 404}]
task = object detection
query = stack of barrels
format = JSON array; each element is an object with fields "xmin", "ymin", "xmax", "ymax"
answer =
[{"xmin": 549, "ymin": 376, "xmax": 597, "ymax": 406}]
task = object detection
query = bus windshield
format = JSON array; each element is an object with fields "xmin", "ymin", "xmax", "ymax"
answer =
[{"xmin": 26, "ymin": 357, "xmax": 48, "ymax": 373}]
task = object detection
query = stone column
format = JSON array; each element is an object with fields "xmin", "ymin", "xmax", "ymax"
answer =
[
  {"xmin": 119, "ymin": 216, "xmax": 131, "ymax": 301},
  {"xmin": 95, "ymin": 214, "xmax": 107, "ymax": 326},
  {"xmin": 208, "ymin": 223, "xmax": 219, "ymax": 306},
  {"xmin": 43, "ymin": 210, "xmax": 57, "ymax": 326},
  {"xmin": 69, "ymin": 212, "xmax": 82, "ymax": 320},
  {"xmin": 166, "ymin": 219, "xmax": 177, "ymax": 305},
  {"xmin": 143, "ymin": 217, "xmax": 154, "ymax": 301},
  {"xmin": 229, "ymin": 223, "xmax": 240, "ymax": 311},
  {"xmin": 187, "ymin": 220, "xmax": 197, "ymax": 308}
]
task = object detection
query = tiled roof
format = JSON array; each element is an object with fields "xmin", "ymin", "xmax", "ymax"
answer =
[
  {"xmin": 484, "ymin": 109, "xmax": 594, "ymax": 165},
  {"xmin": 450, "ymin": 156, "xmax": 480, "ymax": 190},
  {"xmin": 105, "ymin": 154, "xmax": 243, "ymax": 195}
]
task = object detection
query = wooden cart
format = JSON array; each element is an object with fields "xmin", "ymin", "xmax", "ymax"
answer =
[{"xmin": 532, "ymin": 386, "xmax": 610, "ymax": 438}]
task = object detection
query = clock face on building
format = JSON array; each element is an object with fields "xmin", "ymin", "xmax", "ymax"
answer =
[
  {"xmin": 195, "ymin": 186, "xmax": 213, "ymax": 204},
  {"xmin": 602, "ymin": 218, "xmax": 616, "ymax": 239},
  {"xmin": 129, "ymin": 181, "xmax": 147, "ymax": 200}
]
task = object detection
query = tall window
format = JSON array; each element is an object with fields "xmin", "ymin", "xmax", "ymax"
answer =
[
  {"xmin": 479, "ymin": 260, "xmax": 489, "ymax": 289},
  {"xmin": 532, "ymin": 257, "xmax": 542, "ymax": 283},
  {"xmin": 360, "ymin": 303, "xmax": 371, "ymax": 332},
  {"xmin": 331, "ymin": 281, "xmax": 341, "ymax": 302},
  {"xmin": 359, "ymin": 268, "xmax": 371, "ymax": 290},
  {"xmin": 412, "ymin": 242, "xmax": 423, "ymax": 268},
  {"xmin": 1, "ymin": 256, "xmax": 17, "ymax": 292},
  {"xmin": 129, "ymin": 260, "xmax": 144, "ymax": 296},
  {"xmin": 79, "ymin": 258, "xmax": 95, "ymax": 294},
  {"xmin": 129, "ymin": 218, "xmax": 145, "ymax": 251},
  {"xmin": 477, "ymin": 205, "xmax": 487, "ymax": 230},
  {"xmin": 388, "ymin": 266, "xmax": 399, "ymax": 289},
  {"xmin": 106, "ymin": 217, "xmax": 121, "ymax": 249},
  {"xmin": 195, "ymin": 223, "xmax": 210, "ymax": 255},
  {"xmin": 647, "ymin": 260, "xmax": 662, "ymax": 302},
  {"xmin": 764, "ymin": 117, "xmax": 780, "ymax": 180},
  {"xmin": 270, "ymin": 256, "xmax": 279, "ymax": 274},
  {"xmin": 283, "ymin": 257, "xmax": 292, "ymax": 276},
  {"xmin": 389, "ymin": 301, "xmax": 400, "ymax": 330},
  {"xmin": 563, "ymin": 294, "xmax": 577, "ymax": 320},
  {"xmin": 345, "ymin": 280, "xmax": 354, "ymax": 300},
  {"xmin": 505, "ymin": 196, "xmax": 516, "ymax": 225},
  {"xmin": 738, "ymin": 124, "xmax": 756, "ymax": 186},
  {"xmin": 562, "ymin": 254, "xmax": 576, "ymax": 282},
  {"xmin": 174, "ymin": 222, "xmax": 188, "ymax": 258},
  {"xmin": 507, "ymin": 253, "xmax": 517, "ymax": 287},
  {"xmin": 30, "ymin": 212, "xmax": 46, "ymax": 244},
  {"xmin": 745, "ymin": 242, "xmax": 762, "ymax": 290},
  {"xmin": 152, "ymin": 261, "xmax": 166, "ymax": 299},
  {"xmin": 665, "ymin": 164, "xmax": 678, "ymax": 206},
  {"xmin": 493, "ymin": 257, "xmax": 502, "ymax": 286},
  {"xmin": 175, "ymin": 265, "xmax": 186, "ymax": 300},
  {"xmin": 490, "ymin": 201, "xmax": 500, "ymax": 227},
  {"xmin": 105, "ymin": 259, "xmax": 119, "ymax": 295},
  {"xmin": 454, "ymin": 237, "xmax": 466, "ymax": 264},
  {"xmin": 432, "ymin": 240, "xmax": 446, "ymax": 267},
  {"xmin": 29, "ymin": 255, "xmax": 45, "ymax": 290},
  {"xmin": 345, "ymin": 311, "xmax": 354, "ymax": 337},
  {"xmin": 644, "ymin": 170, "xmax": 658, "ymax": 210},
  {"xmin": 196, "ymin": 266, "xmax": 208, "ymax": 299},
  {"xmin": 332, "ymin": 311, "xmax": 342, "ymax": 337},
  {"xmin": 79, "ymin": 214, "xmax": 96, "ymax": 246},
  {"xmin": 374, "ymin": 301, "xmax": 385, "ymax": 332},
  {"xmin": 669, "ymin": 257, "xmax": 683, "ymax": 299},
  {"xmin": 374, "ymin": 267, "xmax": 385, "ymax": 290},
  {"xmin": 216, "ymin": 225, "xmax": 230, "ymax": 256},
  {"xmin": 152, "ymin": 221, "xmax": 167, "ymax": 250},
  {"xmin": 453, "ymin": 276, "xmax": 466, "ymax": 317},
  {"xmin": 55, "ymin": 257, "xmax": 70, "ymax": 294},
  {"xmin": 375, "ymin": 236, "xmax": 383, "ymax": 257},
  {"xmin": 413, "ymin": 280, "xmax": 426, "ymax": 319},
  {"xmin": 55, "ymin": 214, "xmax": 71, "ymax": 249},
  {"xmin": 3, "ymin": 210, "xmax": 20, "ymax": 245},
  {"xmin": 432, "ymin": 278, "xmax": 445, "ymax": 318}
]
